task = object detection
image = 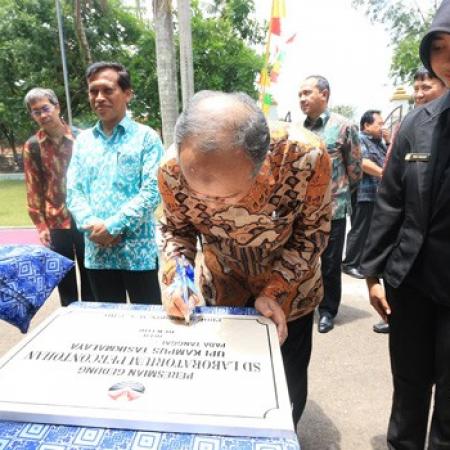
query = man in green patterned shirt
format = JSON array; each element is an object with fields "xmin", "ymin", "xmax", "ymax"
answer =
[{"xmin": 299, "ymin": 75, "xmax": 362, "ymax": 333}]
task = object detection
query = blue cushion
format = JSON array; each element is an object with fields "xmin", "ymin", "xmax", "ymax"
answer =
[{"xmin": 0, "ymin": 245, "xmax": 74, "ymax": 333}]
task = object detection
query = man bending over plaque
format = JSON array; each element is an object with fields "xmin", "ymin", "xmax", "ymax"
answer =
[{"xmin": 159, "ymin": 90, "xmax": 332, "ymax": 426}]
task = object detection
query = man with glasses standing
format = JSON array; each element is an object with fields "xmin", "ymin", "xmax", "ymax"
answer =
[{"xmin": 23, "ymin": 88, "xmax": 93, "ymax": 306}]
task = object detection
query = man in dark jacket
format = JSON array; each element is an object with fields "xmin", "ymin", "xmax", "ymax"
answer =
[{"xmin": 361, "ymin": 1, "xmax": 450, "ymax": 448}]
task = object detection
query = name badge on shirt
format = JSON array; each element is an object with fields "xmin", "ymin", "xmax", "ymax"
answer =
[{"xmin": 405, "ymin": 153, "xmax": 430, "ymax": 162}]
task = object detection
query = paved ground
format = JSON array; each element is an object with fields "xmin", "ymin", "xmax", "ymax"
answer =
[
  {"xmin": 298, "ymin": 276, "xmax": 391, "ymax": 449},
  {"xmin": 0, "ymin": 274, "xmax": 391, "ymax": 449}
]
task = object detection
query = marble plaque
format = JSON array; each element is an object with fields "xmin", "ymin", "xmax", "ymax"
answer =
[{"xmin": 0, "ymin": 305, "xmax": 294, "ymax": 438}]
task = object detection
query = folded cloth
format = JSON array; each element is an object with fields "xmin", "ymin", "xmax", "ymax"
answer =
[{"xmin": 0, "ymin": 245, "xmax": 74, "ymax": 333}]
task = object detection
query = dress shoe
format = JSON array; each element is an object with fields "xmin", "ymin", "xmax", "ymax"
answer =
[
  {"xmin": 373, "ymin": 321, "xmax": 390, "ymax": 334},
  {"xmin": 318, "ymin": 315, "xmax": 334, "ymax": 333},
  {"xmin": 341, "ymin": 265, "xmax": 365, "ymax": 279}
]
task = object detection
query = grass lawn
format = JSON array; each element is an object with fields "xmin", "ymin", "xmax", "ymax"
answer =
[{"xmin": 0, "ymin": 179, "xmax": 32, "ymax": 227}]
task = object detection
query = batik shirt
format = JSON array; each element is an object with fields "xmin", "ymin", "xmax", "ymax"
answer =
[
  {"xmin": 304, "ymin": 110, "xmax": 362, "ymax": 219},
  {"xmin": 67, "ymin": 116, "xmax": 163, "ymax": 271},
  {"xmin": 159, "ymin": 128, "xmax": 332, "ymax": 321},
  {"xmin": 357, "ymin": 132, "xmax": 387, "ymax": 203},
  {"xmin": 23, "ymin": 123, "xmax": 75, "ymax": 232}
]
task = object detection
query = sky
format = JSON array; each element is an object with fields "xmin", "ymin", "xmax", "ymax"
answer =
[{"xmin": 254, "ymin": 0, "xmax": 396, "ymax": 121}]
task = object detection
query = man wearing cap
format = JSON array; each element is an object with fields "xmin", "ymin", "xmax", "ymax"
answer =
[{"xmin": 361, "ymin": 0, "xmax": 450, "ymax": 447}]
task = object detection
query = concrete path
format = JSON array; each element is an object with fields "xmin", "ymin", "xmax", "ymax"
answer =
[
  {"xmin": 298, "ymin": 276, "xmax": 391, "ymax": 449},
  {"xmin": 0, "ymin": 275, "xmax": 391, "ymax": 449}
]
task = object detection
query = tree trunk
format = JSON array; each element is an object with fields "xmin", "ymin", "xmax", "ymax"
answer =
[
  {"xmin": 74, "ymin": 0, "xmax": 93, "ymax": 66},
  {"xmin": 135, "ymin": 0, "xmax": 142, "ymax": 21},
  {"xmin": 0, "ymin": 124, "xmax": 19, "ymax": 170},
  {"xmin": 152, "ymin": 0, "xmax": 179, "ymax": 148},
  {"xmin": 178, "ymin": 0, "xmax": 194, "ymax": 110}
]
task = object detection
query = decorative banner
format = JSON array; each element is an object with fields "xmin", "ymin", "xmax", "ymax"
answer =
[
  {"xmin": 270, "ymin": 0, "xmax": 286, "ymax": 36},
  {"xmin": 259, "ymin": 1, "xmax": 296, "ymax": 117}
]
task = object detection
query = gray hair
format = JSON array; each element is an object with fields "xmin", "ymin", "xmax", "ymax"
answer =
[
  {"xmin": 174, "ymin": 90, "xmax": 270, "ymax": 171},
  {"xmin": 24, "ymin": 88, "xmax": 59, "ymax": 111}
]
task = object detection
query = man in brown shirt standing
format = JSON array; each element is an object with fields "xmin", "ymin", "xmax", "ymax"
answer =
[
  {"xmin": 159, "ymin": 91, "xmax": 332, "ymax": 427},
  {"xmin": 23, "ymin": 88, "xmax": 93, "ymax": 305}
]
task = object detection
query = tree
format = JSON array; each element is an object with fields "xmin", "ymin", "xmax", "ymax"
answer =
[
  {"xmin": 207, "ymin": 0, "xmax": 265, "ymax": 45},
  {"xmin": 74, "ymin": 0, "xmax": 93, "ymax": 65},
  {"xmin": 190, "ymin": 2, "xmax": 264, "ymax": 99},
  {"xmin": 0, "ymin": 0, "xmax": 263, "ymax": 158},
  {"xmin": 0, "ymin": 0, "xmax": 148, "ymax": 154},
  {"xmin": 178, "ymin": 0, "xmax": 194, "ymax": 109},
  {"xmin": 330, "ymin": 104, "xmax": 356, "ymax": 121},
  {"xmin": 352, "ymin": 0, "xmax": 438, "ymax": 82},
  {"xmin": 152, "ymin": 0, "xmax": 179, "ymax": 147}
]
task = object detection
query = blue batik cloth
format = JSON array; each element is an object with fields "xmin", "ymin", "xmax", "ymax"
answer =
[{"xmin": 0, "ymin": 244, "xmax": 74, "ymax": 333}]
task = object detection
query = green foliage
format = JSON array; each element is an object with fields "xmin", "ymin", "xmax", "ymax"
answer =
[
  {"xmin": 0, "ymin": 0, "xmax": 150, "ymax": 146},
  {"xmin": 207, "ymin": 0, "xmax": 265, "ymax": 45},
  {"xmin": 391, "ymin": 34, "xmax": 424, "ymax": 82},
  {"xmin": 0, "ymin": 0, "xmax": 264, "ymax": 150},
  {"xmin": 128, "ymin": 28, "xmax": 161, "ymax": 130},
  {"xmin": 191, "ymin": 5, "xmax": 264, "ymax": 99},
  {"xmin": 329, "ymin": 104, "xmax": 356, "ymax": 120},
  {"xmin": 352, "ymin": 0, "xmax": 437, "ymax": 83}
]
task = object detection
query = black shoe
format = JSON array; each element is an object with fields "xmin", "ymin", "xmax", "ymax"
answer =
[
  {"xmin": 318, "ymin": 315, "xmax": 334, "ymax": 333},
  {"xmin": 342, "ymin": 265, "xmax": 365, "ymax": 279},
  {"xmin": 373, "ymin": 321, "xmax": 390, "ymax": 333}
]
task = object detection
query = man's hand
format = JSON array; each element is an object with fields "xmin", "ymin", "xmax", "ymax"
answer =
[
  {"xmin": 162, "ymin": 285, "xmax": 199, "ymax": 321},
  {"xmin": 366, "ymin": 277, "xmax": 391, "ymax": 321},
  {"xmin": 38, "ymin": 228, "xmax": 51, "ymax": 247},
  {"xmin": 382, "ymin": 128, "xmax": 391, "ymax": 146},
  {"xmin": 83, "ymin": 220, "xmax": 120, "ymax": 246},
  {"xmin": 255, "ymin": 296, "xmax": 288, "ymax": 345}
]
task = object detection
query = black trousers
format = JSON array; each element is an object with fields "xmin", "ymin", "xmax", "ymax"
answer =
[
  {"xmin": 86, "ymin": 268, "xmax": 161, "ymax": 305},
  {"xmin": 319, "ymin": 218, "xmax": 346, "ymax": 318},
  {"xmin": 245, "ymin": 297, "xmax": 314, "ymax": 428},
  {"xmin": 385, "ymin": 281, "xmax": 450, "ymax": 450},
  {"xmin": 342, "ymin": 201, "xmax": 375, "ymax": 271},
  {"xmin": 282, "ymin": 312, "xmax": 314, "ymax": 428},
  {"xmin": 50, "ymin": 219, "xmax": 93, "ymax": 306}
]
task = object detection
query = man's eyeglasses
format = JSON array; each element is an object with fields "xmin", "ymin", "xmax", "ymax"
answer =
[{"xmin": 30, "ymin": 104, "xmax": 55, "ymax": 118}]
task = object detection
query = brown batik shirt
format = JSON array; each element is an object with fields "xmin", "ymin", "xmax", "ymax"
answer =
[
  {"xmin": 23, "ymin": 124, "xmax": 76, "ymax": 232},
  {"xmin": 159, "ymin": 128, "xmax": 332, "ymax": 321}
]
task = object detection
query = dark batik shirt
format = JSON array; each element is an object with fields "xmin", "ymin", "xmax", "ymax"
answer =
[{"xmin": 357, "ymin": 132, "xmax": 387, "ymax": 202}]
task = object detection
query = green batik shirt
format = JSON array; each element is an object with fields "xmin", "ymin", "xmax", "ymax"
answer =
[{"xmin": 304, "ymin": 110, "xmax": 362, "ymax": 219}]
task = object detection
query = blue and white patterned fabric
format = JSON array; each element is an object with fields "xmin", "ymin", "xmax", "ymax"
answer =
[
  {"xmin": 0, "ymin": 422, "xmax": 300, "ymax": 449},
  {"xmin": 0, "ymin": 245, "xmax": 73, "ymax": 333},
  {"xmin": 67, "ymin": 116, "xmax": 164, "ymax": 270},
  {"xmin": 0, "ymin": 304, "xmax": 300, "ymax": 449}
]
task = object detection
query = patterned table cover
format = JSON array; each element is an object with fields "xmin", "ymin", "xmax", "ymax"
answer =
[{"xmin": 0, "ymin": 302, "xmax": 300, "ymax": 450}]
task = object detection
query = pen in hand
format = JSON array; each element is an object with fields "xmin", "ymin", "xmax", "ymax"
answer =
[{"xmin": 176, "ymin": 255, "xmax": 195, "ymax": 324}]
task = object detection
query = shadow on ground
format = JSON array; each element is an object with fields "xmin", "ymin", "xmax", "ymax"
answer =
[
  {"xmin": 334, "ymin": 303, "xmax": 373, "ymax": 326},
  {"xmin": 297, "ymin": 400, "xmax": 341, "ymax": 450},
  {"xmin": 313, "ymin": 303, "xmax": 372, "ymax": 329},
  {"xmin": 370, "ymin": 434, "xmax": 388, "ymax": 449}
]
